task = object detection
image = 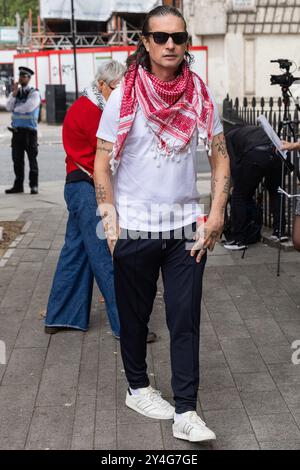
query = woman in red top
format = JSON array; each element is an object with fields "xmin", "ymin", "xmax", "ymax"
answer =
[{"xmin": 44, "ymin": 61, "xmax": 125, "ymax": 336}]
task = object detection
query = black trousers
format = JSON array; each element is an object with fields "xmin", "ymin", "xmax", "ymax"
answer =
[
  {"xmin": 231, "ymin": 148, "xmax": 284, "ymax": 242},
  {"xmin": 113, "ymin": 224, "xmax": 207, "ymax": 414},
  {"xmin": 11, "ymin": 128, "xmax": 38, "ymax": 190}
]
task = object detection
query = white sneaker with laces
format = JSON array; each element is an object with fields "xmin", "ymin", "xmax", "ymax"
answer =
[
  {"xmin": 173, "ymin": 411, "xmax": 216, "ymax": 442},
  {"xmin": 125, "ymin": 386, "xmax": 175, "ymax": 420}
]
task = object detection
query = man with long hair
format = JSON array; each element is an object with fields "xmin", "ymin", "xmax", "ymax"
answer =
[{"xmin": 94, "ymin": 6, "xmax": 230, "ymax": 443}]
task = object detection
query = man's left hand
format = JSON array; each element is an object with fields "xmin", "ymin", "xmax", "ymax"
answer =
[{"xmin": 190, "ymin": 215, "xmax": 224, "ymax": 263}]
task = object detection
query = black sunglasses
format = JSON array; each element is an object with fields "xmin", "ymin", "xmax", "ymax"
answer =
[{"xmin": 145, "ymin": 31, "xmax": 189, "ymax": 45}]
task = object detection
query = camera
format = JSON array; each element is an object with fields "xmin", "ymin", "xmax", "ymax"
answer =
[{"xmin": 270, "ymin": 59, "xmax": 300, "ymax": 88}]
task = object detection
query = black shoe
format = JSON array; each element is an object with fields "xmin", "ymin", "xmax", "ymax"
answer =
[
  {"xmin": 113, "ymin": 331, "xmax": 158, "ymax": 343},
  {"xmin": 5, "ymin": 187, "xmax": 24, "ymax": 194},
  {"xmin": 30, "ymin": 187, "xmax": 39, "ymax": 195},
  {"xmin": 44, "ymin": 326, "xmax": 77, "ymax": 335},
  {"xmin": 224, "ymin": 241, "xmax": 247, "ymax": 251}
]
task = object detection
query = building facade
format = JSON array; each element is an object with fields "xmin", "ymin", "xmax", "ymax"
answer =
[{"xmin": 184, "ymin": 0, "xmax": 300, "ymax": 104}]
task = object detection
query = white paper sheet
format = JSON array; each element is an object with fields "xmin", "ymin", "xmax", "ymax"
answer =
[{"xmin": 257, "ymin": 115, "xmax": 288, "ymax": 160}]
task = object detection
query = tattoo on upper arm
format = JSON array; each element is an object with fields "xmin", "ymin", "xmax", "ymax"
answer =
[
  {"xmin": 97, "ymin": 139, "xmax": 112, "ymax": 155},
  {"xmin": 95, "ymin": 183, "xmax": 107, "ymax": 203},
  {"xmin": 97, "ymin": 146, "xmax": 111, "ymax": 154},
  {"xmin": 213, "ymin": 134, "xmax": 228, "ymax": 159}
]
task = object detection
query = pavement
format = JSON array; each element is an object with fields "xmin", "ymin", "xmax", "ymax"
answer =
[{"xmin": 0, "ymin": 112, "xmax": 300, "ymax": 450}]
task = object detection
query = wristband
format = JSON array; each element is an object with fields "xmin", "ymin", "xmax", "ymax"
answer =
[{"xmin": 197, "ymin": 215, "xmax": 208, "ymax": 224}]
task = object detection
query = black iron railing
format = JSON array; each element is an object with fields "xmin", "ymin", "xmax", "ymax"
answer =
[{"xmin": 223, "ymin": 95, "xmax": 300, "ymax": 236}]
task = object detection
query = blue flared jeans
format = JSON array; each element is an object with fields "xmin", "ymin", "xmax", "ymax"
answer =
[{"xmin": 45, "ymin": 181, "xmax": 120, "ymax": 335}]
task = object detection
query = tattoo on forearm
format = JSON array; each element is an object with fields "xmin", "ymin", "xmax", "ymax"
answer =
[
  {"xmin": 223, "ymin": 176, "xmax": 231, "ymax": 196},
  {"xmin": 211, "ymin": 177, "xmax": 218, "ymax": 200},
  {"xmin": 211, "ymin": 175, "xmax": 230, "ymax": 199},
  {"xmin": 213, "ymin": 134, "xmax": 228, "ymax": 159},
  {"xmin": 95, "ymin": 184, "xmax": 107, "ymax": 203}
]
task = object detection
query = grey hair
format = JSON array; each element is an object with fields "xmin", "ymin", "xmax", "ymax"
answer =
[{"xmin": 92, "ymin": 60, "xmax": 125, "ymax": 87}]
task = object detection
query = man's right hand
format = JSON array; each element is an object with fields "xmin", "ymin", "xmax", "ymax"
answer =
[
  {"xmin": 104, "ymin": 222, "xmax": 120, "ymax": 257},
  {"xmin": 107, "ymin": 238, "xmax": 117, "ymax": 256},
  {"xmin": 12, "ymin": 82, "xmax": 19, "ymax": 97}
]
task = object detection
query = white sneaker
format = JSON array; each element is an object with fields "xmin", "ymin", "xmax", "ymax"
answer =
[
  {"xmin": 125, "ymin": 386, "xmax": 175, "ymax": 420},
  {"xmin": 173, "ymin": 411, "xmax": 216, "ymax": 442},
  {"xmin": 270, "ymin": 232, "xmax": 289, "ymax": 242}
]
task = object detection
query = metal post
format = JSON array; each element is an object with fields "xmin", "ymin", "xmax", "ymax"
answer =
[
  {"xmin": 277, "ymin": 159, "xmax": 285, "ymax": 277},
  {"xmin": 71, "ymin": 0, "xmax": 79, "ymax": 99}
]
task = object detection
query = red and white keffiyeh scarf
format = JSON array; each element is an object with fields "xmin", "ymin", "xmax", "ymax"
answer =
[{"xmin": 110, "ymin": 61, "xmax": 214, "ymax": 173}]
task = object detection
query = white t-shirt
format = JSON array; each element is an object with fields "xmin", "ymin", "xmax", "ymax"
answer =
[{"xmin": 97, "ymin": 85, "xmax": 223, "ymax": 232}]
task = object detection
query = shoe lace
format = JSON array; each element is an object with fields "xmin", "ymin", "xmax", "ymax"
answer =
[
  {"xmin": 189, "ymin": 411, "xmax": 206, "ymax": 427},
  {"xmin": 147, "ymin": 386, "xmax": 169, "ymax": 407}
]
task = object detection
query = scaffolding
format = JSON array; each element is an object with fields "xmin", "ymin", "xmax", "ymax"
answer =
[
  {"xmin": 17, "ymin": 15, "xmax": 142, "ymax": 52},
  {"xmin": 15, "ymin": 0, "xmax": 183, "ymax": 52},
  {"xmin": 19, "ymin": 28, "xmax": 141, "ymax": 51}
]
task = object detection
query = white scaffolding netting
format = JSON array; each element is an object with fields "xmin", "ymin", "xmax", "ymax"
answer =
[{"xmin": 39, "ymin": 0, "xmax": 162, "ymax": 22}]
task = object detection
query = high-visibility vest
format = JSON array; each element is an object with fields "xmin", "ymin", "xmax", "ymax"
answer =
[{"xmin": 12, "ymin": 88, "xmax": 40, "ymax": 130}]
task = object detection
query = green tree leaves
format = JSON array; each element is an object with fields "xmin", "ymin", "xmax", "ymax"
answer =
[{"xmin": 0, "ymin": 0, "xmax": 39, "ymax": 27}]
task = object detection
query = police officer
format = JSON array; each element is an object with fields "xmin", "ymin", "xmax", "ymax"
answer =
[{"xmin": 5, "ymin": 66, "xmax": 41, "ymax": 194}]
